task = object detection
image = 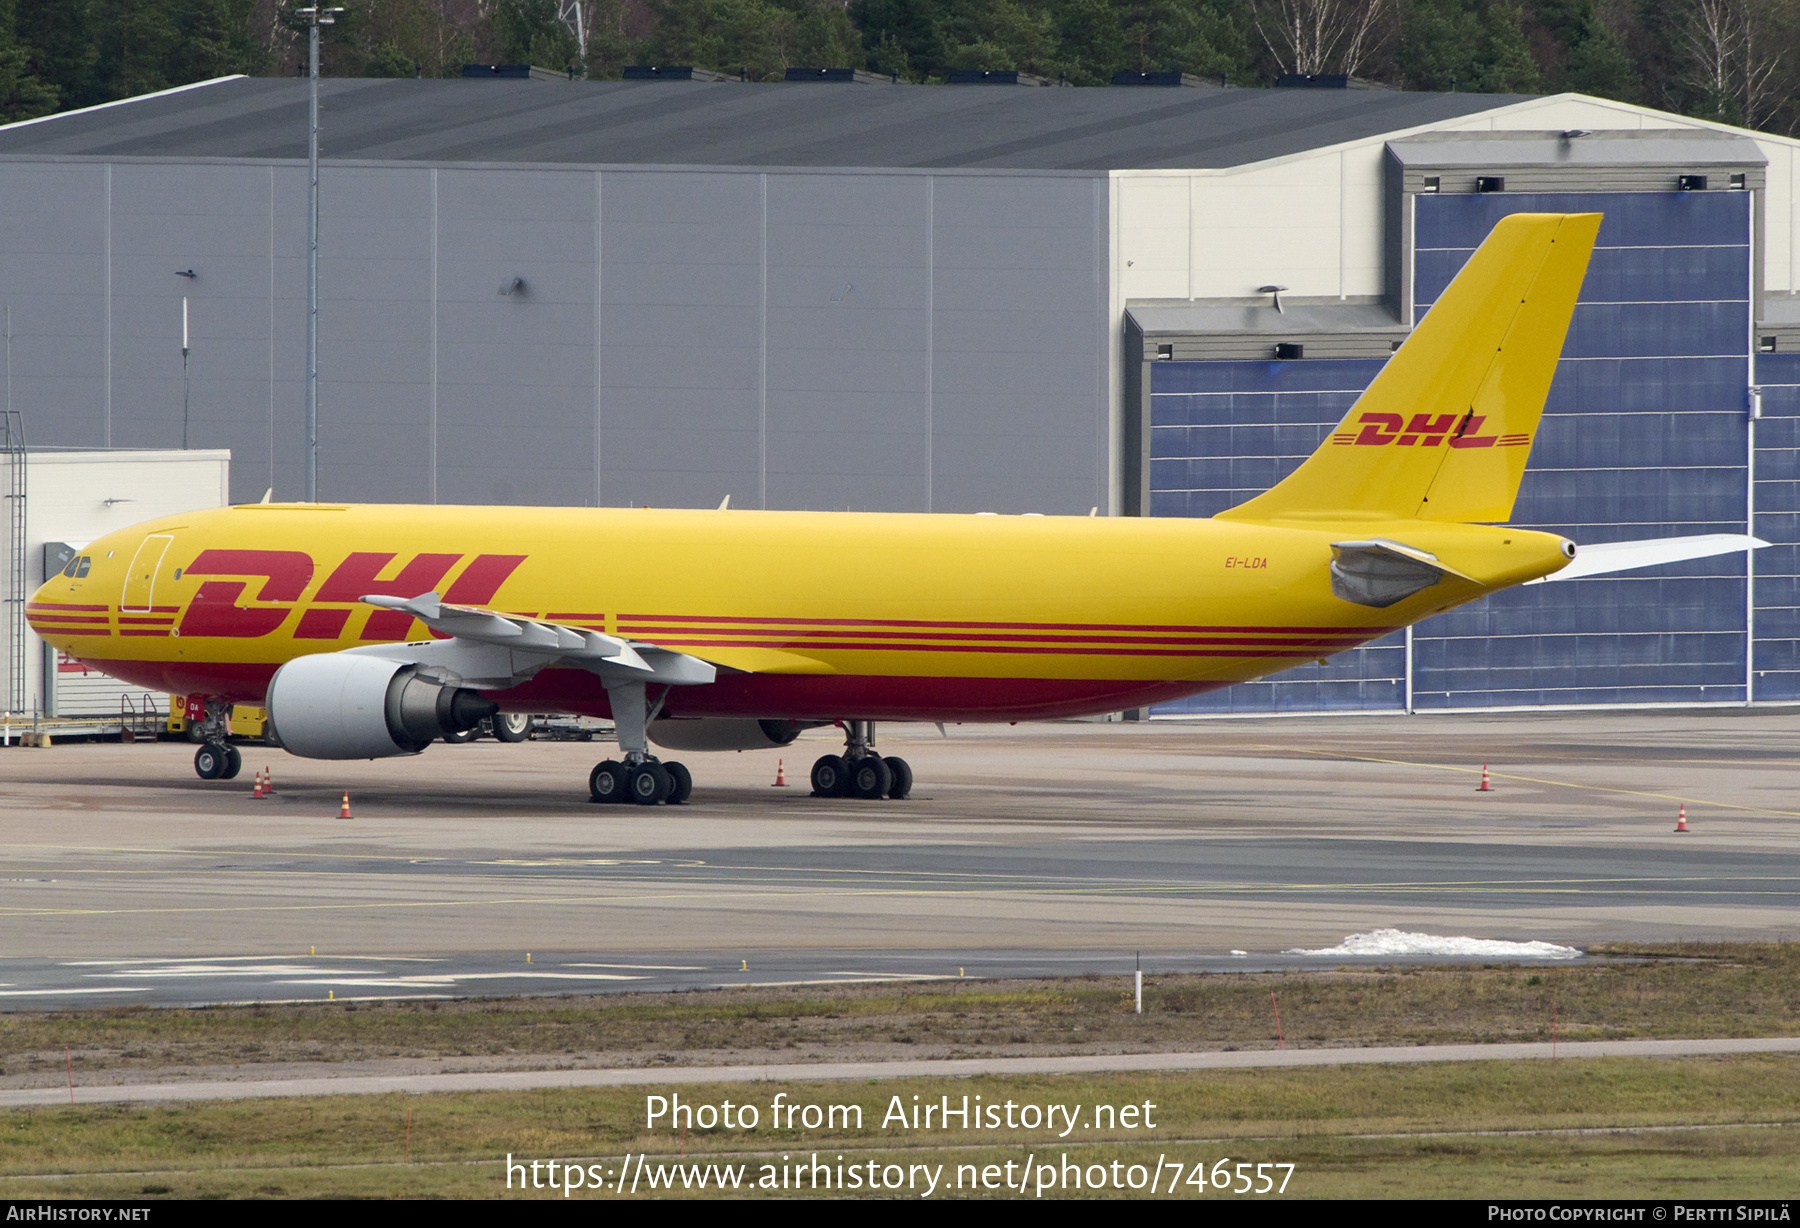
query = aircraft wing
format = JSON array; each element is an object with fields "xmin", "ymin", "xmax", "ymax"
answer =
[
  {"xmin": 1529, "ymin": 534, "xmax": 1768, "ymax": 584},
  {"xmin": 343, "ymin": 591, "xmax": 717, "ymax": 689}
]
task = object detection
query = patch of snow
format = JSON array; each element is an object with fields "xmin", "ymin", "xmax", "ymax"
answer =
[{"xmin": 1285, "ymin": 928, "xmax": 1580, "ymax": 959}]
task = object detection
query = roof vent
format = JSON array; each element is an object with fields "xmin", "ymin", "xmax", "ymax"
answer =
[
  {"xmin": 784, "ymin": 67, "xmax": 894, "ymax": 83},
  {"xmin": 948, "ymin": 70, "xmax": 1051, "ymax": 86},
  {"xmin": 622, "ymin": 65, "xmax": 732, "ymax": 81},
  {"xmin": 1276, "ymin": 74, "xmax": 1348, "ymax": 88},
  {"xmin": 1111, "ymin": 71, "xmax": 1210, "ymax": 87}
]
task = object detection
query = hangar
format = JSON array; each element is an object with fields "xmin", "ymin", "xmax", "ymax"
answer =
[{"xmin": 0, "ymin": 74, "xmax": 1796, "ymax": 718}]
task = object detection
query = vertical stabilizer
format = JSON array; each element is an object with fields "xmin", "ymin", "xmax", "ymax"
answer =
[{"xmin": 1218, "ymin": 212, "xmax": 1600, "ymax": 524}]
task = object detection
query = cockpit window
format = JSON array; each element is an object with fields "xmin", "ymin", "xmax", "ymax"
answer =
[{"xmin": 75, "ymin": 557, "xmax": 91, "ymax": 578}]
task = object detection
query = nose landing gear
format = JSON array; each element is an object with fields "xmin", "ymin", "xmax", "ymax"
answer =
[
  {"xmin": 188, "ymin": 699, "xmax": 242, "ymax": 781},
  {"xmin": 812, "ymin": 721, "xmax": 911, "ymax": 800}
]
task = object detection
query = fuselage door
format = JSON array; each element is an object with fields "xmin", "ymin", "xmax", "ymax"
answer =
[{"xmin": 121, "ymin": 535, "xmax": 174, "ymax": 614}]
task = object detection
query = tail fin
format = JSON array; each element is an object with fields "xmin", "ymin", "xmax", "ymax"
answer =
[{"xmin": 1217, "ymin": 212, "xmax": 1600, "ymax": 524}]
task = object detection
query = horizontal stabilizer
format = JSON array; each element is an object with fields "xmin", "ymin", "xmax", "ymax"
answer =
[{"xmin": 1530, "ymin": 534, "xmax": 1768, "ymax": 583}]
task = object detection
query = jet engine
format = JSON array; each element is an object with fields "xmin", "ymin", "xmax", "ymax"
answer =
[
  {"xmin": 647, "ymin": 718, "xmax": 817, "ymax": 753},
  {"xmin": 266, "ymin": 653, "xmax": 498, "ymax": 759}
]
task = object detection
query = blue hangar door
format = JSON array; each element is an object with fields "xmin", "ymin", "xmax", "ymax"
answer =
[{"xmin": 1147, "ymin": 189, "xmax": 1776, "ymax": 716}]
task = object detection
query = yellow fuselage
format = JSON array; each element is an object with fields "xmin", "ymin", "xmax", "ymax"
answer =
[{"xmin": 30, "ymin": 503, "xmax": 1570, "ymax": 721}]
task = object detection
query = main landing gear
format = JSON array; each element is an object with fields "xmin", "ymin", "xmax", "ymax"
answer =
[
  {"xmin": 189, "ymin": 699, "xmax": 242, "ymax": 781},
  {"xmin": 811, "ymin": 720, "xmax": 911, "ymax": 800},
  {"xmin": 587, "ymin": 680, "xmax": 690, "ymax": 807}
]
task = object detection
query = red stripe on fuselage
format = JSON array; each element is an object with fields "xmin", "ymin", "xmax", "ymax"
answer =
[
  {"xmin": 604, "ymin": 636, "xmax": 1332, "ymax": 658},
  {"xmin": 74, "ymin": 657, "xmax": 1230, "ymax": 720},
  {"xmin": 616, "ymin": 626, "xmax": 1367, "ymax": 648},
  {"xmin": 619, "ymin": 614, "xmax": 1398, "ymax": 635}
]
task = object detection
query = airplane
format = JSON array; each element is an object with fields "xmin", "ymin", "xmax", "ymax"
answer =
[{"xmin": 28, "ymin": 213, "xmax": 1764, "ymax": 806}]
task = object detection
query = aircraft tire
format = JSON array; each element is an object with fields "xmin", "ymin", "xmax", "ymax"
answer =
[
  {"xmin": 883, "ymin": 756, "xmax": 913, "ymax": 800},
  {"xmin": 589, "ymin": 760, "xmax": 627, "ymax": 803},
  {"xmin": 442, "ymin": 728, "xmax": 476, "ymax": 744},
  {"xmin": 850, "ymin": 755, "xmax": 892, "ymax": 800},
  {"xmin": 665, "ymin": 761, "xmax": 693, "ymax": 805},
  {"xmin": 628, "ymin": 762, "xmax": 672, "ymax": 806},
  {"xmin": 222, "ymin": 745, "xmax": 242, "ymax": 780},
  {"xmin": 194, "ymin": 742, "xmax": 228, "ymax": 780},
  {"xmin": 492, "ymin": 713, "xmax": 532, "ymax": 743},
  {"xmin": 810, "ymin": 754, "xmax": 850, "ymax": 798}
]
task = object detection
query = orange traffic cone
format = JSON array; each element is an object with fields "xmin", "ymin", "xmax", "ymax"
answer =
[
  {"xmin": 251, "ymin": 770, "xmax": 264, "ymax": 799},
  {"xmin": 772, "ymin": 759, "xmax": 788, "ymax": 787},
  {"xmin": 1675, "ymin": 804, "xmax": 1688, "ymax": 832},
  {"xmin": 262, "ymin": 767, "xmax": 275, "ymax": 794},
  {"xmin": 338, "ymin": 791, "xmax": 353, "ymax": 820},
  {"xmin": 1476, "ymin": 764, "xmax": 1493, "ymax": 792}
]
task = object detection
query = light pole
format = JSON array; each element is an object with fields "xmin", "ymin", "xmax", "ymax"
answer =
[
  {"xmin": 181, "ymin": 295, "xmax": 189, "ymax": 449},
  {"xmin": 300, "ymin": 6, "xmax": 343, "ymax": 501}
]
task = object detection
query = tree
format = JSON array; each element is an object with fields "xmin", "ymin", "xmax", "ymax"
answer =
[
  {"xmin": 1677, "ymin": 0, "xmax": 1792, "ymax": 126},
  {"xmin": 494, "ymin": 0, "xmax": 581, "ymax": 67},
  {"xmin": 849, "ymin": 0, "xmax": 941, "ymax": 79},
  {"xmin": 1251, "ymin": 0, "xmax": 1392, "ymax": 76},
  {"xmin": 0, "ymin": 0, "xmax": 56, "ymax": 121},
  {"xmin": 1398, "ymin": 0, "xmax": 1537, "ymax": 93}
]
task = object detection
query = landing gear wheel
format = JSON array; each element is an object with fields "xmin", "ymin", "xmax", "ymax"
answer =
[
  {"xmin": 194, "ymin": 742, "xmax": 229, "ymax": 780},
  {"xmin": 589, "ymin": 760, "xmax": 627, "ymax": 803},
  {"xmin": 810, "ymin": 754, "xmax": 850, "ymax": 797},
  {"xmin": 492, "ymin": 713, "xmax": 532, "ymax": 743},
  {"xmin": 222, "ymin": 745, "xmax": 242, "ymax": 780},
  {"xmin": 850, "ymin": 755, "xmax": 892, "ymax": 800},
  {"xmin": 442, "ymin": 728, "xmax": 476, "ymax": 744},
  {"xmin": 883, "ymin": 756, "xmax": 913, "ymax": 800},
  {"xmin": 628, "ymin": 762, "xmax": 672, "ymax": 805},
  {"xmin": 664, "ymin": 761, "xmax": 693, "ymax": 805}
]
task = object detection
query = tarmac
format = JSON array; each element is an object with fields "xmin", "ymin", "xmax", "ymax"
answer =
[{"xmin": 3, "ymin": 706, "xmax": 1798, "ymax": 1009}]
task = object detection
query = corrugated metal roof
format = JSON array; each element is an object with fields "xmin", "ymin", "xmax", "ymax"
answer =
[{"xmin": 0, "ymin": 76, "xmax": 1531, "ymax": 171}]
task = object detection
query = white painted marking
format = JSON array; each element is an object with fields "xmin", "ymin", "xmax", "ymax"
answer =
[{"xmin": 86, "ymin": 965, "xmax": 368, "ymax": 978}]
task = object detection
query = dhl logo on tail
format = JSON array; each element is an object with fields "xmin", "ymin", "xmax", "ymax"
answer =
[{"xmin": 1331, "ymin": 413, "xmax": 1531, "ymax": 449}]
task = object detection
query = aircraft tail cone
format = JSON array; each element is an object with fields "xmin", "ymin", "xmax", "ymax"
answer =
[
  {"xmin": 772, "ymin": 759, "xmax": 788, "ymax": 787},
  {"xmin": 1477, "ymin": 764, "xmax": 1493, "ymax": 792},
  {"xmin": 251, "ymin": 770, "xmax": 264, "ymax": 800},
  {"xmin": 1675, "ymin": 804, "xmax": 1688, "ymax": 832},
  {"xmin": 338, "ymin": 791, "xmax": 353, "ymax": 821}
]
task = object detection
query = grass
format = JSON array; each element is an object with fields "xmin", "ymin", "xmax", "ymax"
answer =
[
  {"xmin": 0, "ymin": 1058, "xmax": 1796, "ymax": 1197},
  {"xmin": 1, "ymin": 944, "xmax": 1796, "ymax": 1197},
  {"xmin": 2, "ymin": 943, "xmax": 1797, "ymax": 1078}
]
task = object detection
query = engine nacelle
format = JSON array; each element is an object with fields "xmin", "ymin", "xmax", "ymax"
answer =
[
  {"xmin": 647, "ymin": 718, "xmax": 815, "ymax": 753},
  {"xmin": 266, "ymin": 653, "xmax": 498, "ymax": 760}
]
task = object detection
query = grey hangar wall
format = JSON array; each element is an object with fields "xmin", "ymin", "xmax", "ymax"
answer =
[{"xmin": 0, "ymin": 159, "xmax": 1110, "ymax": 515}]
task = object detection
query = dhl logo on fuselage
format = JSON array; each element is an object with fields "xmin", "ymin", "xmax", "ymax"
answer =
[
  {"xmin": 184, "ymin": 549, "xmax": 525, "ymax": 639},
  {"xmin": 30, "ymin": 550, "xmax": 529, "ymax": 641},
  {"xmin": 1330, "ymin": 412, "xmax": 1529, "ymax": 449}
]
